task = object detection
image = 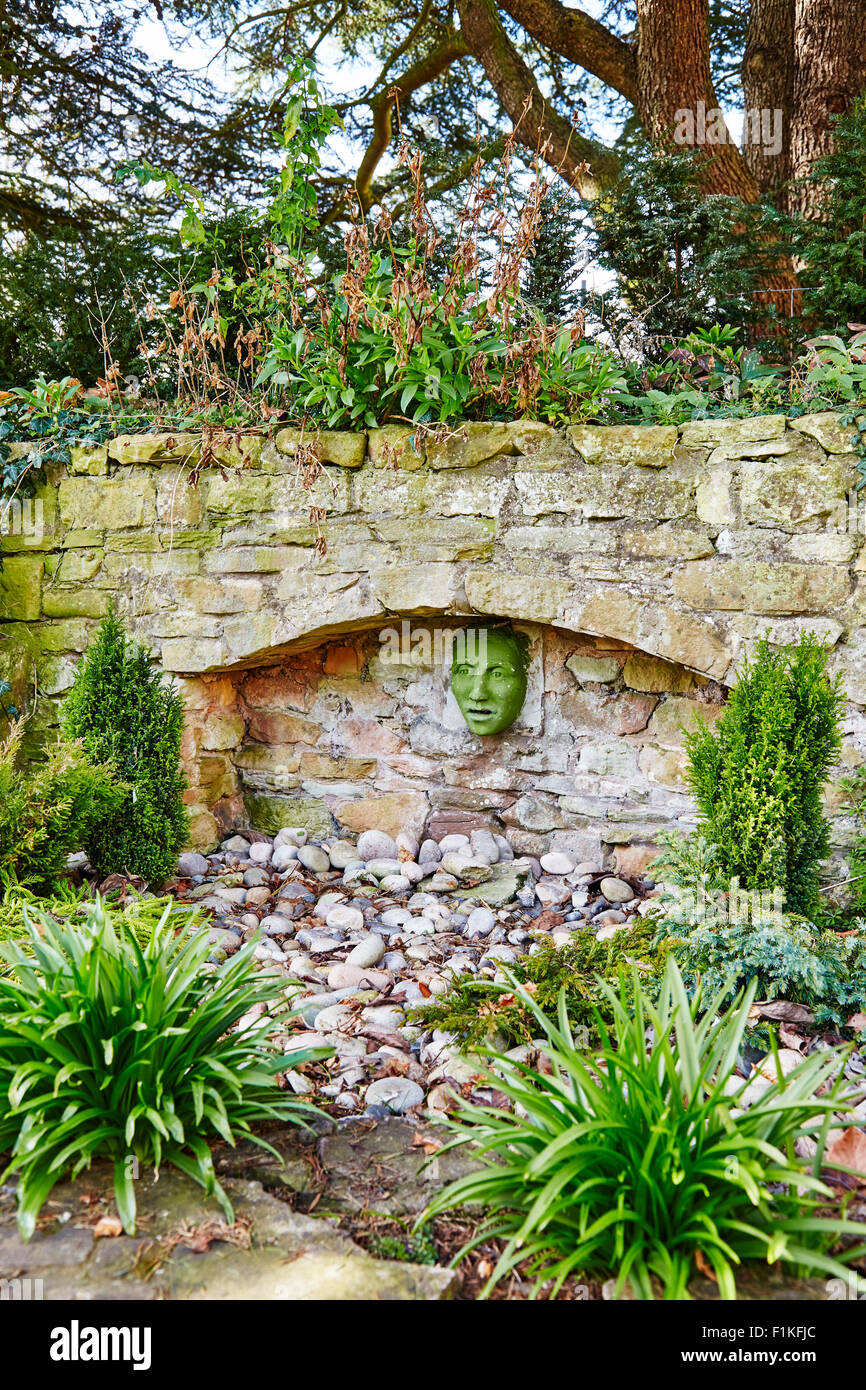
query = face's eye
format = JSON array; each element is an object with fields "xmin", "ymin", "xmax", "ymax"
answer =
[{"xmin": 453, "ymin": 665, "xmax": 470, "ymax": 678}]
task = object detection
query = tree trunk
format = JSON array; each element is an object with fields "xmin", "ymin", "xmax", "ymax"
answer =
[
  {"xmin": 788, "ymin": 0, "xmax": 866, "ymax": 217},
  {"xmin": 634, "ymin": 0, "xmax": 758, "ymax": 200},
  {"xmin": 742, "ymin": 0, "xmax": 795, "ymax": 205}
]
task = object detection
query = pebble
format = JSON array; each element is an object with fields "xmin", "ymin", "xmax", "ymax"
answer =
[
  {"xmin": 418, "ymin": 839, "xmax": 442, "ymax": 864},
  {"xmin": 345, "ymin": 933, "xmax": 386, "ymax": 968},
  {"xmin": 364, "ymin": 1078, "xmax": 425, "ymax": 1113},
  {"xmin": 327, "ymin": 840, "xmax": 359, "ymax": 869},
  {"xmin": 249, "ymin": 842, "xmax": 272, "ymax": 865},
  {"xmin": 244, "ymin": 866, "xmax": 270, "ymax": 887},
  {"xmin": 395, "ymin": 831, "xmax": 420, "ymax": 859},
  {"xmin": 465, "ymin": 906, "xmax": 496, "ymax": 939},
  {"xmin": 600, "ymin": 876, "xmax": 633, "ymax": 904},
  {"xmin": 272, "ymin": 844, "xmax": 299, "ymax": 870},
  {"xmin": 259, "ymin": 914, "xmax": 295, "ymax": 936},
  {"xmin": 380, "ymin": 908, "xmax": 413, "ymax": 927},
  {"xmin": 298, "ymin": 845, "xmax": 331, "ymax": 873},
  {"xmin": 325, "ymin": 904, "xmax": 365, "ymax": 933},
  {"xmin": 379, "ymin": 874, "xmax": 413, "ymax": 894},
  {"xmin": 222, "ymin": 835, "xmax": 250, "ymax": 854},
  {"xmin": 328, "ymin": 963, "xmax": 389, "ymax": 991},
  {"xmin": 540, "ymin": 852, "xmax": 576, "ymax": 875},
  {"xmin": 356, "ymin": 830, "xmax": 398, "ymax": 862},
  {"xmin": 439, "ymin": 834, "xmax": 470, "ymax": 853},
  {"xmin": 275, "ymin": 828, "xmax": 307, "ymax": 847},
  {"xmin": 178, "ymin": 851, "xmax": 209, "ymax": 877}
]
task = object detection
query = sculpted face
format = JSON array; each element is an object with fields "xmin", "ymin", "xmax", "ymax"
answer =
[{"xmin": 450, "ymin": 628, "xmax": 529, "ymax": 736}]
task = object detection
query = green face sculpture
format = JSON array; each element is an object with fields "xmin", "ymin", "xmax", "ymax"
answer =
[{"xmin": 450, "ymin": 627, "xmax": 529, "ymax": 736}]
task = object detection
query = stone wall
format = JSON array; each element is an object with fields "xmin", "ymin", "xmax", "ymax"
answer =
[{"xmin": 2, "ymin": 412, "xmax": 865, "ymax": 859}]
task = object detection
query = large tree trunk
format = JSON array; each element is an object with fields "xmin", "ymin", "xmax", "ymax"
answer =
[
  {"xmin": 634, "ymin": 0, "xmax": 758, "ymax": 200},
  {"xmin": 788, "ymin": 0, "xmax": 866, "ymax": 218},
  {"xmin": 742, "ymin": 0, "xmax": 795, "ymax": 205}
]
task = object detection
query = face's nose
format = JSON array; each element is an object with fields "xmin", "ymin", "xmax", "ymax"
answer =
[{"xmin": 469, "ymin": 667, "xmax": 488, "ymax": 699}]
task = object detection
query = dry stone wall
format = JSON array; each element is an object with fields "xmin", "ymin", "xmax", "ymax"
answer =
[{"xmin": 2, "ymin": 412, "xmax": 865, "ymax": 859}]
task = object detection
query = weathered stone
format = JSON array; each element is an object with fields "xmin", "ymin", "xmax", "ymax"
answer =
[
  {"xmin": 245, "ymin": 793, "xmax": 334, "ymax": 839},
  {"xmin": 568, "ymin": 422, "xmax": 678, "ymax": 467},
  {"xmin": 426, "ymin": 422, "xmax": 516, "ymax": 469},
  {"xmin": 695, "ymin": 468, "xmax": 735, "ymax": 525},
  {"xmin": 185, "ymin": 804, "xmax": 221, "ymax": 853},
  {"xmin": 335, "ymin": 792, "xmax": 429, "ymax": 842},
  {"xmin": 368, "ymin": 426, "xmax": 425, "ymax": 469},
  {"xmin": 59, "ymin": 474, "xmax": 156, "ymax": 530},
  {"xmin": 740, "ymin": 449, "xmax": 850, "ymax": 529},
  {"xmin": 275, "ymin": 428, "xmax": 367, "ymax": 468},
  {"xmin": 673, "ymin": 559, "xmax": 850, "ymax": 614},
  {"xmin": 623, "ymin": 652, "xmax": 695, "ymax": 694},
  {"xmin": 41, "ymin": 587, "xmax": 109, "ymax": 619},
  {"xmin": 638, "ymin": 744, "xmax": 690, "ymax": 788},
  {"xmin": 679, "ymin": 415, "xmax": 786, "ymax": 447},
  {"xmin": 620, "ymin": 527, "xmax": 715, "ymax": 560},
  {"xmin": 647, "ymin": 696, "xmax": 723, "ymax": 744},
  {"xmin": 577, "ymin": 743, "xmax": 639, "ymax": 778},
  {"xmin": 464, "ymin": 567, "xmax": 572, "ymax": 625},
  {"xmin": 0, "ymin": 554, "xmax": 43, "ymax": 619},
  {"xmin": 69, "ymin": 443, "xmax": 108, "ymax": 475},
  {"xmin": 790, "ymin": 412, "xmax": 857, "ymax": 453},
  {"xmin": 108, "ymin": 432, "xmax": 200, "ymax": 464},
  {"xmin": 565, "ymin": 653, "xmax": 620, "ymax": 683}
]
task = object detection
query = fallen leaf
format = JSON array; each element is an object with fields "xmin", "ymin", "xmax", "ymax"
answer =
[
  {"xmin": 779, "ymin": 1023, "xmax": 807, "ymax": 1052},
  {"xmin": 412, "ymin": 1132, "xmax": 442, "ymax": 1155},
  {"xmin": 826, "ymin": 1127, "xmax": 866, "ymax": 1184},
  {"xmin": 695, "ymin": 1249, "xmax": 717, "ymax": 1282},
  {"xmin": 750, "ymin": 1000, "xmax": 815, "ymax": 1023},
  {"xmin": 534, "ymin": 911, "xmax": 565, "ymax": 932},
  {"xmin": 848, "ymin": 1013, "xmax": 866, "ymax": 1031},
  {"xmin": 93, "ymin": 1215, "xmax": 123, "ymax": 1239}
]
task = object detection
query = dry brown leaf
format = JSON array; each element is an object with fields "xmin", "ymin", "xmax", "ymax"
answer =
[
  {"xmin": 750, "ymin": 1000, "xmax": 815, "ymax": 1023},
  {"xmin": 826, "ymin": 1126, "xmax": 866, "ymax": 1183},
  {"xmin": 695, "ymin": 1249, "xmax": 717, "ymax": 1282},
  {"xmin": 93, "ymin": 1215, "xmax": 123, "ymax": 1239}
]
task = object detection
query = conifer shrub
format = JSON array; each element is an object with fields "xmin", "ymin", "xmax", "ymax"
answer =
[
  {"xmin": 63, "ymin": 607, "xmax": 189, "ymax": 883},
  {"xmin": 685, "ymin": 634, "xmax": 844, "ymax": 917},
  {"xmin": 0, "ymin": 722, "xmax": 125, "ymax": 890}
]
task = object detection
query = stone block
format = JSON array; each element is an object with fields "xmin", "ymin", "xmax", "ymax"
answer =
[
  {"xmin": 245, "ymin": 792, "xmax": 335, "ymax": 839},
  {"xmin": 740, "ymin": 448, "xmax": 850, "ymax": 529},
  {"xmin": 426, "ymin": 422, "xmax": 517, "ymax": 469},
  {"xmin": 161, "ymin": 637, "xmax": 226, "ymax": 672},
  {"xmin": 638, "ymin": 744, "xmax": 690, "ymax": 789},
  {"xmin": 567, "ymin": 423, "xmax": 677, "ymax": 467},
  {"xmin": 335, "ymin": 792, "xmax": 429, "ymax": 841},
  {"xmin": 679, "ymin": 415, "xmax": 786, "ymax": 447},
  {"xmin": 565, "ymin": 654, "xmax": 620, "ymax": 683},
  {"xmin": 59, "ymin": 474, "xmax": 156, "ymax": 530},
  {"xmin": 623, "ymin": 653, "xmax": 694, "ymax": 694},
  {"xmin": 368, "ymin": 426, "xmax": 425, "ymax": 469},
  {"xmin": 647, "ymin": 696, "xmax": 723, "ymax": 744},
  {"xmin": 0, "ymin": 554, "xmax": 43, "ymax": 619},
  {"xmin": 789, "ymin": 412, "xmax": 856, "ymax": 453},
  {"xmin": 108, "ymin": 433, "xmax": 201, "ymax": 464},
  {"xmin": 695, "ymin": 468, "xmax": 735, "ymax": 525},
  {"xmin": 464, "ymin": 567, "xmax": 573, "ymax": 625},
  {"xmin": 275, "ymin": 428, "xmax": 367, "ymax": 469},
  {"xmin": 673, "ymin": 559, "xmax": 850, "ymax": 614}
]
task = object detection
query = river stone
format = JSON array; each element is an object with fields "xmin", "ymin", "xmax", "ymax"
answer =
[
  {"xmin": 326, "ymin": 904, "xmax": 365, "ymax": 933},
  {"xmin": 438, "ymin": 834, "xmax": 470, "ymax": 853},
  {"xmin": 298, "ymin": 845, "xmax": 331, "ymax": 873},
  {"xmin": 395, "ymin": 831, "xmax": 420, "ymax": 859},
  {"xmin": 260, "ymin": 914, "xmax": 295, "ymax": 936},
  {"xmin": 363, "ymin": 858, "xmax": 402, "ymax": 879},
  {"xmin": 439, "ymin": 851, "xmax": 492, "ymax": 879},
  {"xmin": 470, "ymin": 829, "xmax": 500, "ymax": 864},
  {"xmin": 600, "ymin": 876, "xmax": 633, "ymax": 903},
  {"xmin": 272, "ymin": 844, "xmax": 299, "ymax": 870},
  {"xmin": 465, "ymin": 906, "xmax": 496, "ymax": 939},
  {"xmin": 178, "ymin": 851, "xmax": 209, "ymax": 877},
  {"xmin": 418, "ymin": 839, "xmax": 442, "ymax": 863},
  {"xmin": 540, "ymin": 851, "xmax": 576, "ymax": 875},
  {"xmin": 275, "ymin": 827, "xmax": 307, "ymax": 846},
  {"xmin": 381, "ymin": 907, "xmax": 413, "ymax": 927},
  {"xmin": 357, "ymin": 830, "xmax": 398, "ymax": 862},
  {"xmin": 346, "ymin": 933, "xmax": 386, "ymax": 968},
  {"xmin": 244, "ymin": 866, "xmax": 270, "ymax": 887},
  {"xmin": 327, "ymin": 840, "xmax": 359, "ymax": 869},
  {"xmin": 365, "ymin": 1078, "xmax": 425, "ymax": 1113},
  {"xmin": 328, "ymin": 962, "xmax": 389, "ymax": 990},
  {"xmin": 451, "ymin": 864, "xmax": 522, "ymax": 906},
  {"xmin": 249, "ymin": 841, "xmax": 273, "ymax": 865}
]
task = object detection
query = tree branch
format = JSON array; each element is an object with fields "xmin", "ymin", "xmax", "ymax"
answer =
[
  {"xmin": 456, "ymin": 0, "xmax": 619, "ymax": 196},
  {"xmin": 500, "ymin": 0, "xmax": 638, "ymax": 102},
  {"xmin": 354, "ymin": 35, "xmax": 470, "ymax": 210}
]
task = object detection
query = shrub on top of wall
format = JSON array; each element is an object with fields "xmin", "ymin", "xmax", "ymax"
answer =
[{"xmin": 64, "ymin": 606, "xmax": 189, "ymax": 883}]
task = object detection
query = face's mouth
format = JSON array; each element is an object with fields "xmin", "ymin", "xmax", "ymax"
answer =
[{"xmin": 467, "ymin": 705, "xmax": 495, "ymax": 718}]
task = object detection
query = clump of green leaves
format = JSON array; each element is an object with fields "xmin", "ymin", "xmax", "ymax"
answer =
[
  {"xmin": 686, "ymin": 634, "xmax": 844, "ymax": 917},
  {"xmin": 0, "ymin": 897, "xmax": 328, "ymax": 1239},
  {"xmin": 63, "ymin": 607, "xmax": 189, "ymax": 884},
  {"xmin": 422, "ymin": 960, "xmax": 865, "ymax": 1300},
  {"xmin": 415, "ymin": 919, "xmax": 671, "ymax": 1047},
  {"xmin": 0, "ymin": 721, "xmax": 125, "ymax": 892}
]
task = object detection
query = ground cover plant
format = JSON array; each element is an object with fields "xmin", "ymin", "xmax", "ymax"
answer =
[
  {"xmin": 63, "ymin": 607, "xmax": 189, "ymax": 884},
  {"xmin": 0, "ymin": 897, "xmax": 329, "ymax": 1239},
  {"xmin": 422, "ymin": 960, "xmax": 866, "ymax": 1300},
  {"xmin": 414, "ymin": 918, "xmax": 671, "ymax": 1048},
  {"xmin": 0, "ymin": 721, "xmax": 125, "ymax": 892}
]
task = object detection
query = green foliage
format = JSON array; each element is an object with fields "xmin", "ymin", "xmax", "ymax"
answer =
[
  {"xmin": 422, "ymin": 959, "xmax": 865, "ymax": 1299},
  {"xmin": 521, "ymin": 188, "xmax": 587, "ymax": 324},
  {"xmin": 587, "ymin": 143, "xmax": 757, "ymax": 348},
  {"xmin": 0, "ymin": 897, "xmax": 328, "ymax": 1239},
  {"xmin": 795, "ymin": 95, "xmax": 866, "ymax": 329},
  {"xmin": 414, "ymin": 919, "xmax": 671, "ymax": 1047},
  {"xmin": 0, "ymin": 722, "xmax": 125, "ymax": 892},
  {"xmin": 63, "ymin": 608, "xmax": 189, "ymax": 883},
  {"xmin": 670, "ymin": 910, "xmax": 866, "ymax": 1030},
  {"xmin": 686, "ymin": 634, "xmax": 844, "ymax": 916}
]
